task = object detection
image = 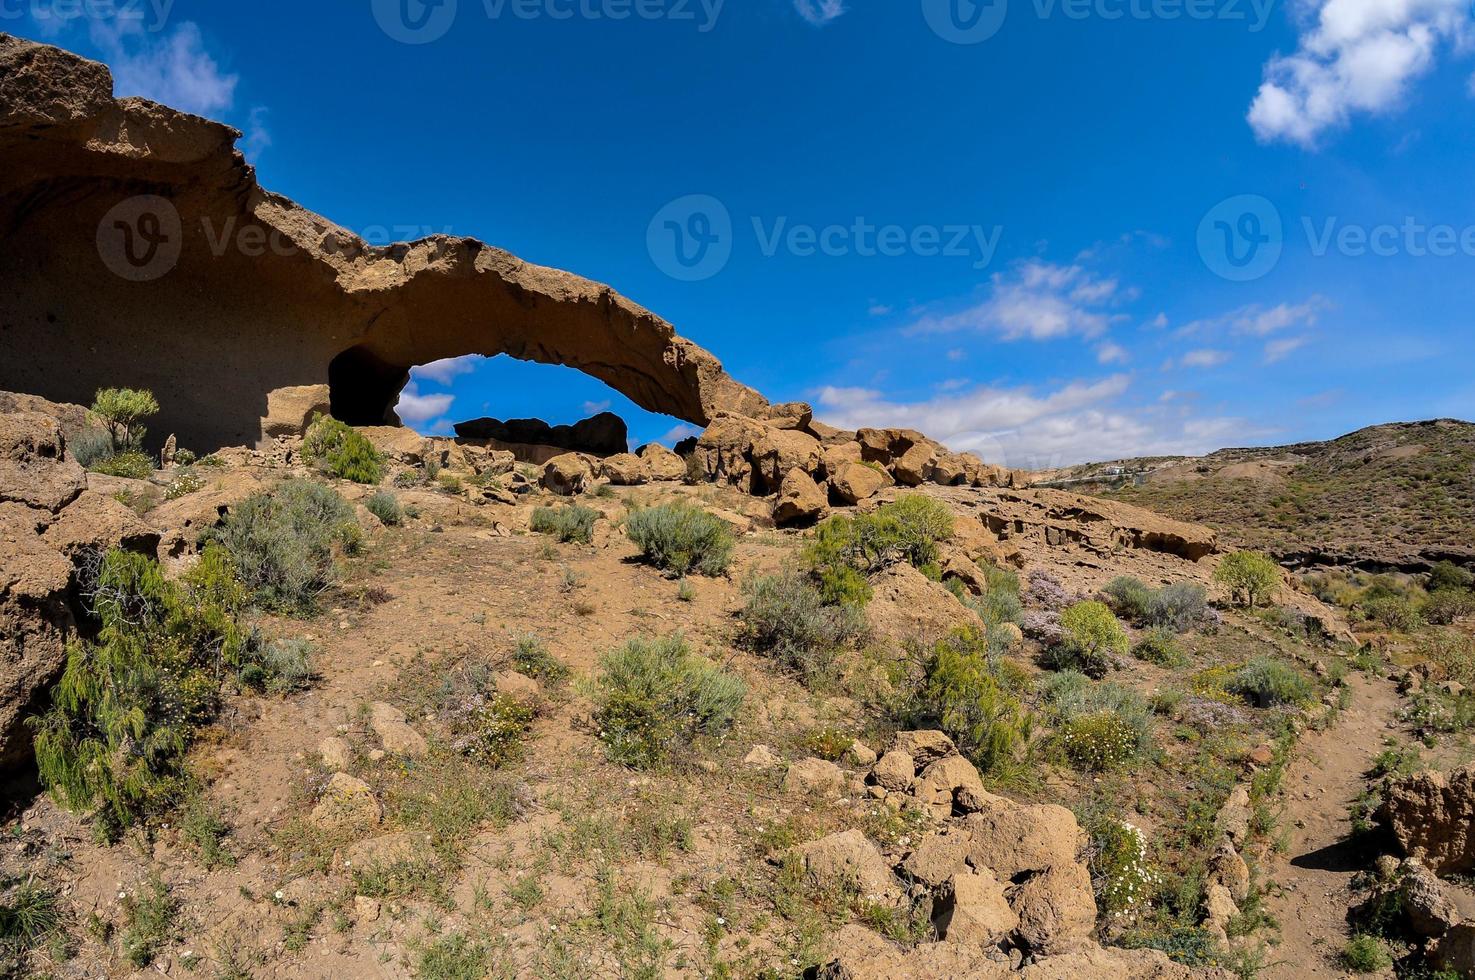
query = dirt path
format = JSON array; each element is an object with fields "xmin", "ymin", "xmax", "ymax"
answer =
[{"xmin": 1262, "ymin": 673, "xmax": 1402, "ymax": 977}]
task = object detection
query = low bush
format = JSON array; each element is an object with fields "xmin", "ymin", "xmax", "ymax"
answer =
[
  {"xmin": 1043, "ymin": 672, "xmax": 1155, "ymax": 772},
  {"xmin": 1084, "ymin": 817, "xmax": 1161, "ymax": 918},
  {"xmin": 1361, "ymin": 595, "xmax": 1422, "ymax": 632},
  {"xmin": 453, "ymin": 693, "xmax": 536, "ymax": 767},
  {"xmin": 738, "ymin": 570, "xmax": 866, "ymax": 677},
  {"xmin": 914, "ymin": 627, "xmax": 1033, "ymax": 777},
  {"xmin": 1423, "ymin": 588, "xmax": 1475, "ymax": 625},
  {"xmin": 531, "ymin": 503, "xmax": 598, "ymax": 545},
  {"xmin": 965, "ymin": 563, "xmax": 1024, "ymax": 628},
  {"xmin": 366, "ymin": 490, "xmax": 403, "ymax": 526},
  {"xmin": 1147, "ymin": 582, "xmax": 1208, "ymax": 631},
  {"xmin": 238, "ymin": 638, "xmax": 317, "ymax": 695},
  {"xmin": 625, "ymin": 502, "xmax": 733, "ymax": 577},
  {"xmin": 1132, "ymin": 628, "xmax": 1186, "ymax": 667},
  {"xmin": 510, "ymin": 635, "xmax": 569, "ymax": 685},
  {"xmin": 302, "ymin": 415, "xmax": 385, "ymax": 484},
  {"xmin": 1024, "ymin": 569, "xmax": 1073, "ymax": 610},
  {"xmin": 1339, "ymin": 934, "xmax": 1391, "ymax": 973},
  {"xmin": 206, "ymin": 479, "xmax": 360, "ymax": 615},
  {"xmin": 1227, "ymin": 657, "xmax": 1312, "ymax": 708},
  {"xmin": 589, "ymin": 634, "xmax": 746, "ymax": 768},
  {"xmin": 70, "ymin": 428, "xmax": 116, "ymax": 468},
  {"xmin": 30, "ymin": 546, "xmax": 247, "ymax": 836},
  {"xmin": 120, "ymin": 876, "xmax": 177, "ymax": 967},
  {"xmin": 804, "ymin": 497, "xmax": 955, "ymax": 600},
  {"xmin": 89, "ymin": 450, "xmax": 154, "ymax": 479},
  {"xmin": 1104, "ymin": 576, "xmax": 1154, "ymax": 621},
  {"xmin": 1215, "ymin": 551, "xmax": 1280, "ymax": 608},
  {"xmin": 1047, "ymin": 601, "xmax": 1128, "ymax": 677},
  {"xmin": 1428, "ymin": 560, "xmax": 1475, "ymax": 593},
  {"xmin": 0, "ymin": 878, "xmax": 63, "ymax": 964}
]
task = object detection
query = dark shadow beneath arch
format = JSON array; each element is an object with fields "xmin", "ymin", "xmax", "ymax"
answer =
[{"xmin": 329, "ymin": 346, "xmax": 411, "ymax": 426}]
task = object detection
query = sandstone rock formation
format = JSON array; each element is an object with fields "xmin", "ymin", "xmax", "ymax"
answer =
[
  {"xmin": 454, "ymin": 412, "xmax": 628, "ymax": 459},
  {"xmin": 0, "ymin": 35, "xmax": 766, "ymax": 453},
  {"xmin": 1383, "ymin": 762, "xmax": 1475, "ymax": 875}
]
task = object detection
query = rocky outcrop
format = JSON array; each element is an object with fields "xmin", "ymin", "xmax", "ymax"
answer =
[
  {"xmin": 454, "ymin": 412, "xmax": 628, "ymax": 459},
  {"xmin": 0, "ymin": 35, "xmax": 766, "ymax": 453},
  {"xmin": 1382, "ymin": 763, "xmax": 1475, "ymax": 875}
]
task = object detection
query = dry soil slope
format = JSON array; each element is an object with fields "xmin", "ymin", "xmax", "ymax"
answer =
[{"xmin": 1044, "ymin": 420, "xmax": 1475, "ymax": 571}]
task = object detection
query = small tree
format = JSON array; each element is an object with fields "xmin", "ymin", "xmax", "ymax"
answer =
[
  {"xmin": 90, "ymin": 388, "xmax": 160, "ymax": 452},
  {"xmin": 1215, "ymin": 550, "xmax": 1281, "ymax": 608}
]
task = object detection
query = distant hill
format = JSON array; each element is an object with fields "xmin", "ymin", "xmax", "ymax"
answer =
[{"xmin": 1036, "ymin": 420, "xmax": 1475, "ymax": 570}]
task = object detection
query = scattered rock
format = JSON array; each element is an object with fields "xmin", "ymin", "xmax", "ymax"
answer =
[
  {"xmin": 317, "ymin": 737, "xmax": 354, "ymax": 772},
  {"xmin": 1009, "ymin": 862, "xmax": 1097, "ymax": 955},
  {"xmin": 871, "ymin": 750, "xmax": 916, "ymax": 793},
  {"xmin": 744, "ymin": 744, "xmax": 781, "ymax": 768},
  {"xmin": 1214, "ymin": 785, "xmax": 1252, "ymax": 847},
  {"xmin": 773, "ymin": 467, "xmax": 828, "ymax": 526},
  {"xmin": 784, "ymin": 757, "xmax": 846, "ymax": 796},
  {"xmin": 913, "ymin": 754, "xmax": 993, "ymax": 818},
  {"xmin": 638, "ymin": 443, "xmax": 686, "ymax": 482},
  {"xmin": 1383, "ymin": 763, "xmax": 1475, "ymax": 875},
  {"xmin": 369, "ymin": 702, "xmax": 429, "ymax": 759},
  {"xmin": 796, "ymin": 830, "xmax": 898, "ymax": 899},
  {"xmin": 847, "ymin": 740, "xmax": 878, "ymax": 767},
  {"xmin": 601, "ymin": 453, "xmax": 648, "ymax": 486},
  {"xmin": 934, "ymin": 870, "xmax": 1018, "ymax": 948}
]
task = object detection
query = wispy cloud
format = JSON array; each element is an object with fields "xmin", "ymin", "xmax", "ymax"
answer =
[
  {"xmin": 1247, "ymin": 0, "xmax": 1471, "ymax": 147},
  {"xmin": 242, "ymin": 106, "xmax": 272, "ymax": 162},
  {"xmin": 396, "ymin": 383, "xmax": 455, "ymax": 427},
  {"xmin": 412, "ymin": 355, "xmax": 481, "ymax": 385},
  {"xmin": 1264, "ymin": 336, "xmax": 1311, "ymax": 363},
  {"xmin": 1097, "ymin": 341, "xmax": 1130, "ymax": 365},
  {"xmin": 793, "ymin": 0, "xmax": 846, "ymax": 25},
  {"xmin": 90, "ymin": 20, "xmax": 238, "ymax": 117},
  {"xmin": 582, "ymin": 399, "xmax": 612, "ymax": 415},
  {"xmin": 1179, "ymin": 349, "xmax": 1232, "ymax": 369},
  {"xmin": 907, "ymin": 260, "xmax": 1124, "ymax": 342},
  {"xmin": 815, "ymin": 375, "xmax": 1249, "ymax": 468}
]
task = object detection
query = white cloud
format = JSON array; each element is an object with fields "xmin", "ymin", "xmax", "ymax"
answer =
[
  {"xmin": 582, "ymin": 400, "xmax": 612, "ymax": 415},
  {"xmin": 814, "ymin": 376, "xmax": 1247, "ymax": 468},
  {"xmin": 907, "ymin": 261, "xmax": 1122, "ymax": 342},
  {"xmin": 869, "ymin": 304, "xmax": 893, "ymax": 316},
  {"xmin": 412, "ymin": 355, "xmax": 481, "ymax": 385},
  {"xmin": 1178, "ymin": 296, "xmax": 1331, "ymax": 338},
  {"xmin": 90, "ymin": 21, "xmax": 239, "ymax": 117},
  {"xmin": 1097, "ymin": 341, "xmax": 1130, "ymax": 364},
  {"xmin": 793, "ymin": 0, "xmax": 846, "ymax": 25},
  {"xmin": 1247, "ymin": 0, "xmax": 1470, "ymax": 147},
  {"xmin": 1146, "ymin": 312, "xmax": 1170, "ymax": 330},
  {"xmin": 946, "ymin": 349, "xmax": 968, "ymax": 362},
  {"xmin": 395, "ymin": 383, "xmax": 455, "ymax": 427},
  {"xmin": 243, "ymin": 106, "xmax": 272, "ymax": 162},
  {"xmin": 1264, "ymin": 336, "xmax": 1311, "ymax": 362},
  {"xmin": 1180, "ymin": 349, "xmax": 1232, "ymax": 368},
  {"xmin": 657, "ymin": 423, "xmax": 702, "ymax": 446}
]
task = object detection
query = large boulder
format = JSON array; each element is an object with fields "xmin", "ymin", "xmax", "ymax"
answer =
[
  {"xmin": 1383, "ymin": 763, "xmax": 1475, "ymax": 874},
  {"xmin": 638, "ymin": 443, "xmax": 687, "ymax": 481},
  {"xmin": 933, "ymin": 870, "xmax": 1018, "ymax": 948},
  {"xmin": 829, "ymin": 460, "xmax": 892, "ymax": 505},
  {"xmin": 893, "ymin": 442, "xmax": 938, "ymax": 487},
  {"xmin": 541, "ymin": 453, "xmax": 593, "ymax": 496},
  {"xmin": 259, "ymin": 385, "xmax": 331, "ymax": 445},
  {"xmin": 796, "ymin": 830, "xmax": 899, "ymax": 899},
  {"xmin": 601, "ymin": 453, "xmax": 648, "ymax": 486},
  {"xmin": 773, "ymin": 468, "xmax": 828, "ymax": 526},
  {"xmin": 1009, "ymin": 862, "xmax": 1097, "ymax": 955}
]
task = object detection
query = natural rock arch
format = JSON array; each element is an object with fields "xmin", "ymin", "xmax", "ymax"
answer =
[{"xmin": 0, "ymin": 35, "xmax": 767, "ymax": 453}]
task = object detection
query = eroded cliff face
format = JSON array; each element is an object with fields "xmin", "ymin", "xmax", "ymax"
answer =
[{"xmin": 0, "ymin": 34, "xmax": 766, "ymax": 453}]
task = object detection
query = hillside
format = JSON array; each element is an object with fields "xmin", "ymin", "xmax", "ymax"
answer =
[{"xmin": 1042, "ymin": 419, "xmax": 1475, "ymax": 569}]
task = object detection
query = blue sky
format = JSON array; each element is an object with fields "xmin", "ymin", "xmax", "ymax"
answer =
[{"xmin": 11, "ymin": 0, "xmax": 1475, "ymax": 466}]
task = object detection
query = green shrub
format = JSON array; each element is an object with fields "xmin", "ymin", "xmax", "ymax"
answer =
[
  {"xmin": 803, "ymin": 497, "xmax": 955, "ymax": 602},
  {"xmin": 1429, "ymin": 561, "xmax": 1475, "ymax": 593},
  {"xmin": 1133, "ymin": 627, "xmax": 1186, "ymax": 667},
  {"xmin": 0, "ymin": 878, "xmax": 63, "ymax": 959},
  {"xmin": 207, "ymin": 479, "xmax": 359, "ymax": 614},
  {"xmin": 589, "ymin": 634, "xmax": 746, "ymax": 768},
  {"xmin": 1049, "ymin": 601, "xmax": 1129, "ymax": 677},
  {"xmin": 1339, "ymin": 934, "xmax": 1391, "ymax": 973},
  {"xmin": 531, "ymin": 503, "xmax": 598, "ymax": 545},
  {"xmin": 1061, "ymin": 712, "xmax": 1144, "ymax": 772},
  {"xmin": 1147, "ymin": 582, "xmax": 1208, "ymax": 631},
  {"xmin": 30, "ymin": 546, "xmax": 247, "ymax": 834},
  {"xmin": 1215, "ymin": 551, "xmax": 1280, "ymax": 608},
  {"xmin": 1043, "ymin": 673, "xmax": 1154, "ymax": 772},
  {"xmin": 90, "ymin": 387, "xmax": 159, "ymax": 452},
  {"xmin": 418, "ymin": 932, "xmax": 492, "ymax": 980},
  {"xmin": 738, "ymin": 570, "xmax": 866, "ymax": 677},
  {"xmin": 238, "ymin": 638, "xmax": 317, "ymax": 695},
  {"xmin": 1227, "ymin": 657, "xmax": 1312, "ymax": 708},
  {"xmin": 1424, "ymin": 589, "xmax": 1475, "ymax": 626},
  {"xmin": 966, "ymin": 564, "xmax": 1024, "ymax": 628},
  {"xmin": 89, "ymin": 450, "xmax": 154, "ymax": 479},
  {"xmin": 302, "ymin": 415, "xmax": 385, "ymax": 484},
  {"xmin": 71, "ymin": 428, "xmax": 115, "ymax": 468},
  {"xmin": 1084, "ymin": 817, "xmax": 1160, "ymax": 917},
  {"xmin": 453, "ymin": 693, "xmax": 536, "ymax": 767},
  {"xmin": 1103, "ymin": 576, "xmax": 1154, "ymax": 621},
  {"xmin": 511, "ymin": 635, "xmax": 569, "ymax": 685},
  {"xmin": 1362, "ymin": 595, "xmax": 1422, "ymax": 632},
  {"xmin": 915, "ymin": 627, "xmax": 1033, "ymax": 777},
  {"xmin": 625, "ymin": 502, "xmax": 733, "ymax": 577},
  {"xmin": 120, "ymin": 876, "xmax": 177, "ymax": 967},
  {"xmin": 366, "ymin": 490, "xmax": 403, "ymax": 526}
]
